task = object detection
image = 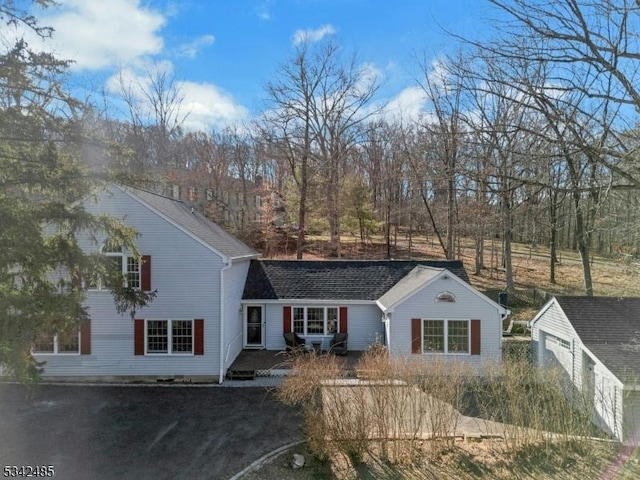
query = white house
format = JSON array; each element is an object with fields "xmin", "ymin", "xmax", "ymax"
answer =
[
  {"xmin": 33, "ymin": 185, "xmax": 509, "ymax": 383},
  {"xmin": 241, "ymin": 260, "xmax": 509, "ymax": 367},
  {"xmin": 531, "ymin": 296, "xmax": 640, "ymax": 443},
  {"xmin": 33, "ymin": 184, "xmax": 259, "ymax": 383}
]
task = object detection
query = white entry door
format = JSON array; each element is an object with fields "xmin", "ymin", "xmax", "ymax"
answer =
[{"xmin": 245, "ymin": 305, "xmax": 264, "ymax": 348}]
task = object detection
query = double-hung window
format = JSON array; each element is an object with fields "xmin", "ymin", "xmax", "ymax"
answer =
[
  {"xmin": 125, "ymin": 256, "xmax": 141, "ymax": 289},
  {"xmin": 146, "ymin": 320, "xmax": 193, "ymax": 354},
  {"xmin": 88, "ymin": 246, "xmax": 140, "ymax": 290},
  {"xmin": 422, "ymin": 319, "xmax": 469, "ymax": 354},
  {"xmin": 292, "ymin": 307, "xmax": 338, "ymax": 336},
  {"xmin": 33, "ymin": 330, "xmax": 80, "ymax": 354}
]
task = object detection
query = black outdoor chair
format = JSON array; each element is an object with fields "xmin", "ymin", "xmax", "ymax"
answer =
[
  {"xmin": 284, "ymin": 332, "xmax": 308, "ymax": 353},
  {"xmin": 329, "ymin": 332, "xmax": 348, "ymax": 355}
]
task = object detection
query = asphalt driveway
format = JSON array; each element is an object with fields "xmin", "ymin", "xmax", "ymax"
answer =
[{"xmin": 0, "ymin": 383, "xmax": 303, "ymax": 480}]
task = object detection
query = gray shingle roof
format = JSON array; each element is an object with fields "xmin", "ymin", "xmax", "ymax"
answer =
[
  {"xmin": 555, "ymin": 296, "xmax": 640, "ymax": 382},
  {"xmin": 242, "ymin": 259, "xmax": 469, "ymax": 301},
  {"xmin": 120, "ymin": 185, "xmax": 258, "ymax": 261}
]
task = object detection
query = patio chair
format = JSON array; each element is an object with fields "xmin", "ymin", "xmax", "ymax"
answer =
[
  {"xmin": 329, "ymin": 332, "xmax": 348, "ymax": 355},
  {"xmin": 284, "ymin": 332, "xmax": 308, "ymax": 354}
]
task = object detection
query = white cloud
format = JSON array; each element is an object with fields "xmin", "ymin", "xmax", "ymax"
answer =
[
  {"xmin": 357, "ymin": 62, "xmax": 381, "ymax": 94},
  {"xmin": 292, "ymin": 24, "xmax": 336, "ymax": 45},
  {"xmin": 179, "ymin": 81, "xmax": 249, "ymax": 131},
  {"xmin": 176, "ymin": 34, "xmax": 215, "ymax": 59},
  {"xmin": 426, "ymin": 58, "xmax": 449, "ymax": 92},
  {"xmin": 40, "ymin": 0, "xmax": 165, "ymax": 70},
  {"xmin": 106, "ymin": 64, "xmax": 248, "ymax": 131},
  {"xmin": 255, "ymin": 1, "xmax": 272, "ymax": 21},
  {"xmin": 381, "ymin": 86, "xmax": 428, "ymax": 124}
]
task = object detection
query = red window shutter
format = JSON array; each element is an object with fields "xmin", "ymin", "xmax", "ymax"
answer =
[
  {"xmin": 134, "ymin": 319, "xmax": 145, "ymax": 355},
  {"xmin": 283, "ymin": 306, "xmax": 292, "ymax": 333},
  {"xmin": 339, "ymin": 307, "xmax": 348, "ymax": 333},
  {"xmin": 80, "ymin": 319, "xmax": 91, "ymax": 355},
  {"xmin": 141, "ymin": 255, "xmax": 151, "ymax": 291},
  {"xmin": 411, "ymin": 318, "xmax": 421, "ymax": 354},
  {"xmin": 194, "ymin": 319, "xmax": 204, "ymax": 355},
  {"xmin": 470, "ymin": 319, "xmax": 481, "ymax": 355}
]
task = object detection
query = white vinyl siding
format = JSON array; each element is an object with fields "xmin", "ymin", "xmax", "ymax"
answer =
[
  {"xmin": 388, "ymin": 275, "xmax": 502, "ymax": 366},
  {"xmin": 263, "ymin": 303, "xmax": 383, "ymax": 352},
  {"xmin": 531, "ymin": 298, "xmax": 638, "ymax": 442},
  {"xmin": 37, "ymin": 187, "xmax": 223, "ymax": 379},
  {"xmin": 222, "ymin": 261, "xmax": 251, "ymax": 370},
  {"xmin": 531, "ymin": 301, "xmax": 582, "ymax": 370},
  {"xmin": 531, "ymin": 301, "xmax": 582, "ymax": 389}
]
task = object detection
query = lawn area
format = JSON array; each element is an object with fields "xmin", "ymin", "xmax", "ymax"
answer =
[
  {"xmin": 252, "ymin": 233, "xmax": 640, "ymax": 479},
  {"xmin": 294, "ymin": 232, "xmax": 640, "ymax": 298},
  {"xmin": 246, "ymin": 435, "xmax": 640, "ymax": 479}
]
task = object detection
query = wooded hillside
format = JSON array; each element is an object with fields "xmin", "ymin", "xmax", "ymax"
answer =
[{"xmin": 94, "ymin": 2, "xmax": 640, "ymax": 297}]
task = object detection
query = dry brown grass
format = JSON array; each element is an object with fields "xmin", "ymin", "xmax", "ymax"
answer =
[
  {"xmin": 272, "ymin": 232, "xmax": 640, "ymax": 298},
  {"xmin": 267, "ymin": 234, "xmax": 640, "ymax": 478},
  {"xmin": 273, "ymin": 349, "xmax": 640, "ymax": 479},
  {"xmin": 246, "ymin": 438, "xmax": 639, "ymax": 479}
]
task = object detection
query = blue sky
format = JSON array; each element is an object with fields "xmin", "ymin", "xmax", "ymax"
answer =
[{"xmin": 25, "ymin": 0, "xmax": 496, "ymax": 131}]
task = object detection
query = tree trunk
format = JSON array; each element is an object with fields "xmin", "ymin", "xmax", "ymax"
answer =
[
  {"xmin": 446, "ymin": 167, "xmax": 456, "ymax": 259},
  {"xmin": 296, "ymin": 154, "xmax": 308, "ymax": 260},
  {"xmin": 327, "ymin": 161, "xmax": 341, "ymax": 257},
  {"xmin": 549, "ymin": 188, "xmax": 558, "ymax": 284},
  {"xmin": 474, "ymin": 233, "xmax": 484, "ymax": 276},
  {"xmin": 502, "ymin": 188, "xmax": 515, "ymax": 293},
  {"xmin": 419, "ymin": 186, "xmax": 448, "ymax": 258},
  {"xmin": 567, "ymin": 157, "xmax": 594, "ymax": 296},
  {"xmin": 573, "ymin": 194, "xmax": 594, "ymax": 296}
]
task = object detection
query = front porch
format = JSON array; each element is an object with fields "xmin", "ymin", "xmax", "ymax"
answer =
[{"xmin": 227, "ymin": 349, "xmax": 365, "ymax": 380}]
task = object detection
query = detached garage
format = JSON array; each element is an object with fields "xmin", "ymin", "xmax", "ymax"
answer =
[{"xmin": 531, "ymin": 296, "xmax": 640, "ymax": 444}]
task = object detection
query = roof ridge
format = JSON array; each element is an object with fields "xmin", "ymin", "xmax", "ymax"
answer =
[
  {"xmin": 120, "ymin": 183, "xmax": 185, "ymax": 205},
  {"xmin": 115, "ymin": 184, "xmax": 258, "ymax": 260}
]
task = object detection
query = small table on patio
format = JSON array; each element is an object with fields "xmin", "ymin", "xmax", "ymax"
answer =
[{"xmin": 311, "ymin": 341, "xmax": 322, "ymax": 354}]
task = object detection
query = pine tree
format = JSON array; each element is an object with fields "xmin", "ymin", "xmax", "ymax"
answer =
[{"xmin": 0, "ymin": 1, "xmax": 154, "ymax": 381}]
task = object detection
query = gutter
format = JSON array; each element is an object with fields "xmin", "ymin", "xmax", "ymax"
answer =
[
  {"xmin": 219, "ymin": 260, "xmax": 232, "ymax": 384},
  {"xmin": 230, "ymin": 253, "xmax": 261, "ymax": 263}
]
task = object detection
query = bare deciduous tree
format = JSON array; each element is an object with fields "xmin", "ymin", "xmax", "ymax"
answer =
[{"xmin": 262, "ymin": 40, "xmax": 379, "ymax": 258}]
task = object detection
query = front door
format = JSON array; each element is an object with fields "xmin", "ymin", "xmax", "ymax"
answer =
[{"xmin": 245, "ymin": 305, "xmax": 264, "ymax": 348}]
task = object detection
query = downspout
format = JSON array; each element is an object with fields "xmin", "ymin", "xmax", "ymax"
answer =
[
  {"xmin": 375, "ymin": 300, "xmax": 391, "ymax": 355},
  {"xmin": 384, "ymin": 313, "xmax": 391, "ymax": 355},
  {"xmin": 219, "ymin": 259, "xmax": 232, "ymax": 384}
]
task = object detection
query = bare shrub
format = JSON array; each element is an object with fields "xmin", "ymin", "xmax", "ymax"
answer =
[
  {"xmin": 275, "ymin": 352, "xmax": 369, "ymax": 461},
  {"xmin": 408, "ymin": 359, "xmax": 472, "ymax": 444},
  {"xmin": 279, "ymin": 345, "xmax": 475, "ymax": 465},
  {"xmin": 471, "ymin": 359, "xmax": 596, "ymax": 451},
  {"xmin": 277, "ymin": 352, "xmax": 600, "ymax": 470},
  {"xmin": 276, "ymin": 351, "xmax": 345, "ymax": 406}
]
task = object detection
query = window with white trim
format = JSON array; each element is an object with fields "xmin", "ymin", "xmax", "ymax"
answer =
[
  {"xmin": 88, "ymin": 246, "xmax": 140, "ymax": 290},
  {"xmin": 422, "ymin": 319, "xmax": 469, "ymax": 354},
  {"xmin": 33, "ymin": 330, "xmax": 79, "ymax": 354},
  {"xmin": 292, "ymin": 307, "xmax": 338, "ymax": 335},
  {"xmin": 435, "ymin": 291, "xmax": 456, "ymax": 302},
  {"xmin": 146, "ymin": 320, "xmax": 193, "ymax": 354}
]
